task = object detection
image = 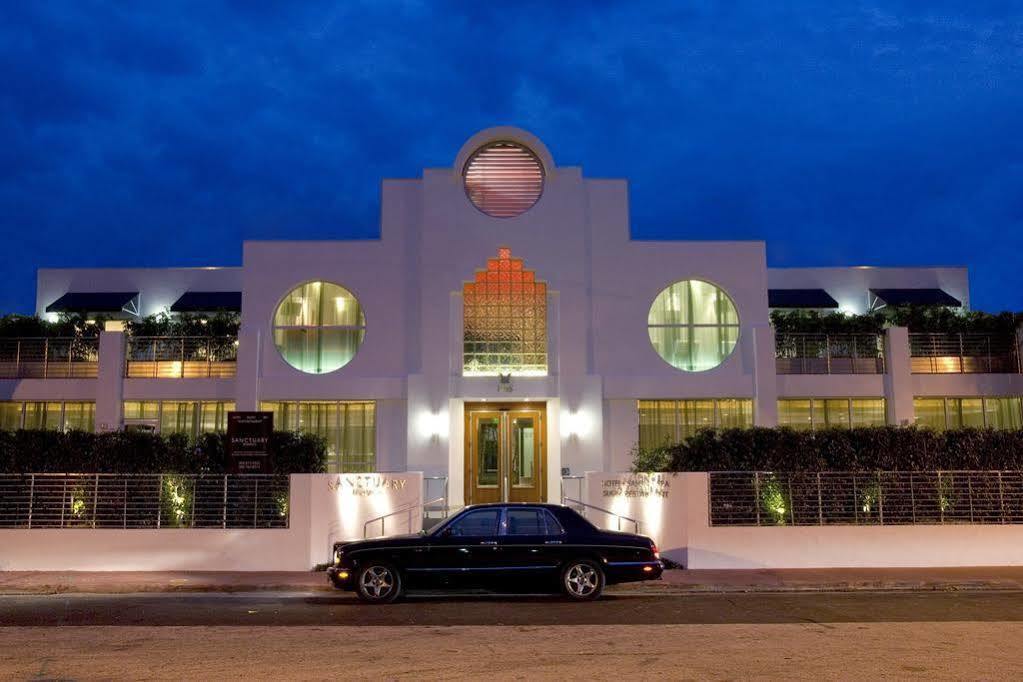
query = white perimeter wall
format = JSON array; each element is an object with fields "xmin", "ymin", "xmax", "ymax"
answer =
[
  {"xmin": 584, "ymin": 472, "xmax": 1023, "ymax": 569},
  {"xmin": 0, "ymin": 473, "xmax": 422, "ymax": 572}
]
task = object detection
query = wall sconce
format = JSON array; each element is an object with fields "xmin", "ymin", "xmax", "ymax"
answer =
[
  {"xmin": 418, "ymin": 411, "xmax": 448, "ymax": 441},
  {"xmin": 563, "ymin": 411, "xmax": 591, "ymax": 439}
]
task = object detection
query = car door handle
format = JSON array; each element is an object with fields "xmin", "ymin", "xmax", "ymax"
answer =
[
  {"xmin": 480, "ymin": 541, "xmax": 498, "ymax": 545},
  {"xmin": 544, "ymin": 540, "xmax": 562, "ymax": 545}
]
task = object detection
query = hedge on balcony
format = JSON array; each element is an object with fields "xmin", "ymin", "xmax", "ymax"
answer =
[
  {"xmin": 125, "ymin": 312, "xmax": 240, "ymax": 338},
  {"xmin": 0, "ymin": 430, "xmax": 327, "ymax": 474},
  {"xmin": 0, "ymin": 314, "xmax": 104, "ymax": 338},
  {"xmin": 632, "ymin": 426, "xmax": 1023, "ymax": 472},
  {"xmin": 770, "ymin": 306, "xmax": 1023, "ymax": 336}
]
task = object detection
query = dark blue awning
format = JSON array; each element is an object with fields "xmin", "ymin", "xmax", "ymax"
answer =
[
  {"xmin": 170, "ymin": 291, "xmax": 242, "ymax": 313},
  {"xmin": 768, "ymin": 289, "xmax": 839, "ymax": 309},
  {"xmin": 46, "ymin": 292, "xmax": 139, "ymax": 314},
  {"xmin": 870, "ymin": 288, "xmax": 961, "ymax": 307}
]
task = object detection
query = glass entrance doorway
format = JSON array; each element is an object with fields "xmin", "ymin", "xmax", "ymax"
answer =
[{"xmin": 464, "ymin": 403, "xmax": 546, "ymax": 504}]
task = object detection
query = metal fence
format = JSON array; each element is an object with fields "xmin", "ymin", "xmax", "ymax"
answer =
[
  {"xmin": 775, "ymin": 333, "xmax": 885, "ymax": 374},
  {"xmin": 0, "ymin": 474, "xmax": 289, "ymax": 529},
  {"xmin": 126, "ymin": 336, "xmax": 238, "ymax": 378},
  {"xmin": 0, "ymin": 337, "xmax": 100, "ymax": 379},
  {"xmin": 909, "ymin": 333, "xmax": 1020, "ymax": 374},
  {"xmin": 709, "ymin": 471, "xmax": 1023, "ymax": 526}
]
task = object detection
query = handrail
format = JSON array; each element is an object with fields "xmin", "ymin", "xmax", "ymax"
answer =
[
  {"xmin": 363, "ymin": 496, "xmax": 446, "ymax": 538},
  {"xmin": 561, "ymin": 496, "xmax": 641, "ymax": 534}
]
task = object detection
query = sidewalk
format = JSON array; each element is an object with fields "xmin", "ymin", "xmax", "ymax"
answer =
[{"xmin": 3, "ymin": 567, "xmax": 1023, "ymax": 595}]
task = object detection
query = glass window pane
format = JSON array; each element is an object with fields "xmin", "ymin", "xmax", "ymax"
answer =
[
  {"xmin": 718, "ymin": 399, "xmax": 753, "ymax": 429},
  {"xmin": 0, "ymin": 402, "xmax": 22, "ymax": 430},
  {"xmin": 160, "ymin": 401, "xmax": 197, "ymax": 437},
  {"xmin": 505, "ymin": 509, "xmax": 545, "ymax": 535},
  {"xmin": 914, "ymin": 398, "xmax": 946, "ymax": 430},
  {"xmin": 476, "ymin": 417, "xmax": 500, "ymax": 487},
  {"xmin": 272, "ymin": 281, "xmax": 365, "ymax": 374},
  {"xmin": 945, "ymin": 398, "xmax": 964, "ymax": 429},
  {"xmin": 850, "ymin": 399, "xmax": 886, "ymax": 427},
  {"xmin": 823, "ymin": 399, "xmax": 850, "ymax": 428},
  {"xmin": 648, "ymin": 280, "xmax": 739, "ymax": 372},
  {"xmin": 63, "ymin": 402, "xmax": 95, "ymax": 432},
  {"xmin": 985, "ymin": 397, "xmax": 1023, "ymax": 430},
  {"xmin": 778, "ymin": 400, "xmax": 813, "ymax": 431},
  {"xmin": 959, "ymin": 398, "xmax": 985, "ymax": 428},
  {"xmin": 448, "ymin": 509, "xmax": 501, "ymax": 537}
]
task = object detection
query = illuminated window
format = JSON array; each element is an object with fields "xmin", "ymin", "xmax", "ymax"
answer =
[
  {"xmin": 648, "ymin": 280, "xmax": 739, "ymax": 372},
  {"xmin": 913, "ymin": 397, "xmax": 1023, "ymax": 431},
  {"xmin": 778, "ymin": 398, "xmax": 886, "ymax": 430},
  {"xmin": 638, "ymin": 399, "xmax": 753, "ymax": 448},
  {"xmin": 122, "ymin": 400, "xmax": 234, "ymax": 438},
  {"xmin": 463, "ymin": 247, "xmax": 547, "ymax": 376},
  {"xmin": 0, "ymin": 401, "xmax": 95, "ymax": 432},
  {"xmin": 463, "ymin": 142, "xmax": 544, "ymax": 218},
  {"xmin": 272, "ymin": 281, "xmax": 365, "ymax": 374},
  {"xmin": 260, "ymin": 401, "xmax": 375, "ymax": 473}
]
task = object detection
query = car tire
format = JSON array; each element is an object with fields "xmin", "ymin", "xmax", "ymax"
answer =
[
  {"xmin": 355, "ymin": 562, "xmax": 402, "ymax": 604},
  {"xmin": 560, "ymin": 559, "xmax": 604, "ymax": 601}
]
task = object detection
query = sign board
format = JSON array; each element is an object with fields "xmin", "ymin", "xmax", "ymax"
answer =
[{"xmin": 227, "ymin": 411, "xmax": 273, "ymax": 474}]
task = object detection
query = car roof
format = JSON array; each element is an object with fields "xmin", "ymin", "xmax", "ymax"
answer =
[{"xmin": 461, "ymin": 502, "xmax": 567, "ymax": 510}]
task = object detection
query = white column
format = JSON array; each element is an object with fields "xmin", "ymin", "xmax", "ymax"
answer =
[
  {"xmin": 884, "ymin": 327, "xmax": 915, "ymax": 426},
  {"xmin": 95, "ymin": 330, "xmax": 125, "ymax": 432},
  {"xmin": 752, "ymin": 325, "xmax": 778, "ymax": 426},
  {"xmin": 234, "ymin": 327, "xmax": 260, "ymax": 411}
]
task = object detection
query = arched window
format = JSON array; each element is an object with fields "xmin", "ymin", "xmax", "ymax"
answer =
[
  {"xmin": 463, "ymin": 142, "xmax": 544, "ymax": 218},
  {"xmin": 272, "ymin": 281, "xmax": 365, "ymax": 374},
  {"xmin": 648, "ymin": 280, "xmax": 739, "ymax": 372},
  {"xmin": 463, "ymin": 248, "xmax": 547, "ymax": 376}
]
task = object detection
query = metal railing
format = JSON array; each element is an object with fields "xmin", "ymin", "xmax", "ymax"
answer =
[
  {"xmin": 909, "ymin": 333, "xmax": 1020, "ymax": 374},
  {"xmin": 561, "ymin": 496, "xmax": 641, "ymax": 533},
  {"xmin": 0, "ymin": 474, "xmax": 289, "ymax": 529},
  {"xmin": 423, "ymin": 476, "xmax": 450, "ymax": 523},
  {"xmin": 0, "ymin": 337, "xmax": 100, "ymax": 379},
  {"xmin": 560, "ymin": 475, "xmax": 584, "ymax": 504},
  {"xmin": 709, "ymin": 471, "xmax": 1023, "ymax": 526},
  {"xmin": 775, "ymin": 333, "xmax": 885, "ymax": 374},
  {"xmin": 363, "ymin": 497, "xmax": 446, "ymax": 538},
  {"xmin": 126, "ymin": 336, "xmax": 238, "ymax": 378}
]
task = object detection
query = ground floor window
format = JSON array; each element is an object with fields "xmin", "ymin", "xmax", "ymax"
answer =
[
  {"xmin": 259, "ymin": 400, "xmax": 375, "ymax": 473},
  {"xmin": 914, "ymin": 396, "xmax": 1023, "ymax": 431},
  {"xmin": 778, "ymin": 398, "xmax": 886, "ymax": 431},
  {"xmin": 638, "ymin": 399, "xmax": 753, "ymax": 448},
  {"xmin": 0, "ymin": 401, "xmax": 95, "ymax": 432},
  {"xmin": 123, "ymin": 400, "xmax": 234, "ymax": 439}
]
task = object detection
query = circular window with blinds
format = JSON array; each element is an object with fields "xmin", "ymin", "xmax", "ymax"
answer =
[{"xmin": 463, "ymin": 141, "xmax": 544, "ymax": 218}]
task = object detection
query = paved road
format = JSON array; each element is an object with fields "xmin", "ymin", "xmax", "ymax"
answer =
[{"xmin": 3, "ymin": 590, "xmax": 1023, "ymax": 626}]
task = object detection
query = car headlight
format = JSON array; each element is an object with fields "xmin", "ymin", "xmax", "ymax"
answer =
[{"xmin": 333, "ymin": 549, "xmax": 343, "ymax": 566}]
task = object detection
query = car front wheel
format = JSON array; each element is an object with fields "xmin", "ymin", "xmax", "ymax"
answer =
[
  {"xmin": 355, "ymin": 562, "xmax": 402, "ymax": 604},
  {"xmin": 561, "ymin": 559, "xmax": 604, "ymax": 601}
]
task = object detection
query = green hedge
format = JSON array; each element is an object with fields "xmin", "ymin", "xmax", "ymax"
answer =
[
  {"xmin": 632, "ymin": 426, "xmax": 1023, "ymax": 472},
  {"xmin": 770, "ymin": 306, "xmax": 1023, "ymax": 335},
  {"xmin": 0, "ymin": 430, "xmax": 327, "ymax": 474}
]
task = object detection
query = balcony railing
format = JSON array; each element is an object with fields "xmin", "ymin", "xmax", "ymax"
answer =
[
  {"xmin": 126, "ymin": 336, "xmax": 238, "ymax": 378},
  {"xmin": 0, "ymin": 474, "xmax": 288, "ymax": 529},
  {"xmin": 710, "ymin": 471, "xmax": 1023, "ymax": 526},
  {"xmin": 909, "ymin": 333, "xmax": 1020, "ymax": 374},
  {"xmin": 0, "ymin": 337, "xmax": 100, "ymax": 379},
  {"xmin": 775, "ymin": 333, "xmax": 885, "ymax": 374}
]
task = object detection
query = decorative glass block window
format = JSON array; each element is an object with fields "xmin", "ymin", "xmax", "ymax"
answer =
[
  {"xmin": 913, "ymin": 397, "xmax": 1023, "ymax": 431},
  {"xmin": 638, "ymin": 399, "xmax": 753, "ymax": 448},
  {"xmin": 463, "ymin": 247, "xmax": 548, "ymax": 376},
  {"xmin": 777, "ymin": 398, "xmax": 887, "ymax": 430},
  {"xmin": 260, "ymin": 401, "xmax": 376, "ymax": 473},
  {"xmin": 273, "ymin": 281, "xmax": 366, "ymax": 374},
  {"xmin": 463, "ymin": 142, "xmax": 544, "ymax": 218},
  {"xmin": 648, "ymin": 280, "xmax": 740, "ymax": 372}
]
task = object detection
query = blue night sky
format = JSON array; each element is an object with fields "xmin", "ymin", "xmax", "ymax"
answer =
[{"xmin": 2, "ymin": 2, "xmax": 1021, "ymax": 313}]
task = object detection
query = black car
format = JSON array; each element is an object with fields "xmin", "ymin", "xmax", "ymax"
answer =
[{"xmin": 327, "ymin": 503, "xmax": 663, "ymax": 603}]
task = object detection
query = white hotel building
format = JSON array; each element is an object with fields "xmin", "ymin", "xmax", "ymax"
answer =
[{"xmin": 12, "ymin": 127, "xmax": 1022, "ymax": 507}]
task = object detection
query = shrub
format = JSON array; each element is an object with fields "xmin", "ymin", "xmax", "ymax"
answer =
[
  {"xmin": 633, "ymin": 426, "xmax": 1023, "ymax": 472},
  {"xmin": 0, "ymin": 430, "xmax": 327, "ymax": 474}
]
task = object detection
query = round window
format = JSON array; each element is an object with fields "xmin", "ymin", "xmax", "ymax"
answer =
[
  {"xmin": 463, "ymin": 141, "xmax": 544, "ymax": 218},
  {"xmin": 648, "ymin": 280, "xmax": 739, "ymax": 372},
  {"xmin": 272, "ymin": 281, "xmax": 365, "ymax": 374}
]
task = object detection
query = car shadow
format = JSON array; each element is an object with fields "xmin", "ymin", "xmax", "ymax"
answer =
[{"xmin": 302, "ymin": 592, "xmax": 640, "ymax": 606}]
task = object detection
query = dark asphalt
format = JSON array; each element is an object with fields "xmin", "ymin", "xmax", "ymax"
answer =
[{"xmin": 2, "ymin": 590, "xmax": 1023, "ymax": 626}]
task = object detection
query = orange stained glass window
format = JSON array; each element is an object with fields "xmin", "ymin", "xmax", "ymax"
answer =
[
  {"xmin": 463, "ymin": 248, "xmax": 548, "ymax": 376},
  {"xmin": 463, "ymin": 142, "xmax": 544, "ymax": 218}
]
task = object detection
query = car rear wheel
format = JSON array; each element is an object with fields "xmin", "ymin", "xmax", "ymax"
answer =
[
  {"xmin": 561, "ymin": 559, "xmax": 604, "ymax": 601},
  {"xmin": 355, "ymin": 562, "xmax": 402, "ymax": 604}
]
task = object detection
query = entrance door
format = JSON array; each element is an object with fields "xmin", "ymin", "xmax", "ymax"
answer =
[{"xmin": 465, "ymin": 403, "xmax": 546, "ymax": 504}]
